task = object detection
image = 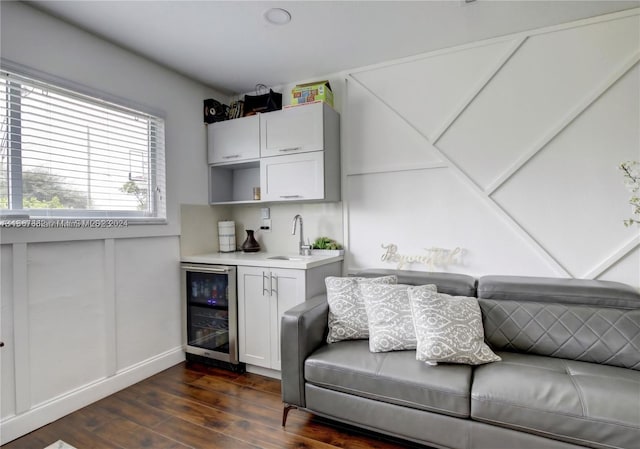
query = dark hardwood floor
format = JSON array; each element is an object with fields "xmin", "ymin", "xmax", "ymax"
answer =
[{"xmin": 2, "ymin": 362, "xmax": 431, "ymax": 449}]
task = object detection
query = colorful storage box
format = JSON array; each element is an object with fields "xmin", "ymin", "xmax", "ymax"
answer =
[{"xmin": 291, "ymin": 80, "xmax": 334, "ymax": 107}]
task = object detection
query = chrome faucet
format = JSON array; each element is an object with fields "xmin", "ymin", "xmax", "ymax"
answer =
[{"xmin": 292, "ymin": 214, "xmax": 312, "ymax": 255}]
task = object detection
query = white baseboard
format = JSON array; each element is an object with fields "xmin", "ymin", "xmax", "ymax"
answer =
[
  {"xmin": 245, "ymin": 364, "xmax": 281, "ymax": 380},
  {"xmin": 0, "ymin": 347, "xmax": 185, "ymax": 445}
]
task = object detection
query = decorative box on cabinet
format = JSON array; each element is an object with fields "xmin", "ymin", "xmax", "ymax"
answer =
[
  {"xmin": 208, "ymin": 115, "xmax": 259, "ymax": 165},
  {"xmin": 260, "ymin": 102, "xmax": 339, "ymax": 158}
]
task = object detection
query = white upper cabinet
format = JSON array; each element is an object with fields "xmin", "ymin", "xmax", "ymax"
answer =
[
  {"xmin": 260, "ymin": 102, "xmax": 334, "ymax": 157},
  {"xmin": 208, "ymin": 115, "xmax": 260, "ymax": 165},
  {"xmin": 260, "ymin": 151, "xmax": 325, "ymax": 202},
  {"xmin": 207, "ymin": 103, "xmax": 340, "ymax": 204}
]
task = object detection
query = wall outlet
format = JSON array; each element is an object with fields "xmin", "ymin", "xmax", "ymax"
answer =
[{"xmin": 260, "ymin": 218, "xmax": 272, "ymax": 232}]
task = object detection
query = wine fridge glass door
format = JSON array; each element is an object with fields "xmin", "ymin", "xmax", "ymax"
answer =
[{"xmin": 182, "ymin": 264, "xmax": 238, "ymax": 364}]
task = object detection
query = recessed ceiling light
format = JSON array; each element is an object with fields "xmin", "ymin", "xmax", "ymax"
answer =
[{"xmin": 264, "ymin": 8, "xmax": 291, "ymax": 25}]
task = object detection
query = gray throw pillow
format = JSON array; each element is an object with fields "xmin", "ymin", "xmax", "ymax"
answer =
[
  {"xmin": 409, "ymin": 285, "xmax": 501, "ymax": 365},
  {"xmin": 361, "ymin": 283, "xmax": 436, "ymax": 353},
  {"xmin": 326, "ymin": 275, "xmax": 397, "ymax": 343}
]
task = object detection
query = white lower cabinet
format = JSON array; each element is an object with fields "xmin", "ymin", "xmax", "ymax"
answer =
[
  {"xmin": 237, "ymin": 267, "xmax": 305, "ymax": 370},
  {"xmin": 237, "ymin": 261, "xmax": 342, "ymax": 372}
]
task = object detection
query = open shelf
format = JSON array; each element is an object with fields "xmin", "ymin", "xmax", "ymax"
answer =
[{"xmin": 209, "ymin": 161, "xmax": 261, "ymax": 204}]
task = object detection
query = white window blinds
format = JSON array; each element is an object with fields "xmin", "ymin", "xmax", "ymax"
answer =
[{"xmin": 0, "ymin": 68, "xmax": 166, "ymax": 222}]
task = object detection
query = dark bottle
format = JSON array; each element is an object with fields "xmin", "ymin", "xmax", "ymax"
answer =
[{"xmin": 241, "ymin": 229, "xmax": 260, "ymax": 252}]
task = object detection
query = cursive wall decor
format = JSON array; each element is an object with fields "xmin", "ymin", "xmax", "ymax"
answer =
[{"xmin": 381, "ymin": 243, "xmax": 465, "ymax": 270}]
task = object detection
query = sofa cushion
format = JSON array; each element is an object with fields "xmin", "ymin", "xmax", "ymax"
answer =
[
  {"xmin": 409, "ymin": 286, "xmax": 501, "ymax": 365},
  {"xmin": 480, "ymin": 299, "xmax": 640, "ymax": 370},
  {"xmin": 471, "ymin": 352, "xmax": 640, "ymax": 449},
  {"xmin": 361, "ymin": 283, "xmax": 432, "ymax": 352},
  {"xmin": 305, "ymin": 340, "xmax": 473, "ymax": 418},
  {"xmin": 356, "ymin": 269, "xmax": 477, "ymax": 297},
  {"xmin": 478, "ymin": 275, "xmax": 640, "ymax": 309},
  {"xmin": 325, "ymin": 275, "xmax": 397, "ymax": 343}
]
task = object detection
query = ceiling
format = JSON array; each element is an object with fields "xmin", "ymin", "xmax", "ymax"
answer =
[{"xmin": 27, "ymin": 0, "xmax": 640, "ymax": 95}]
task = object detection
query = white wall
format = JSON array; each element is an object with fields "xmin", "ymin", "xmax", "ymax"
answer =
[
  {"xmin": 229, "ymin": 202, "xmax": 344, "ymax": 255},
  {"xmin": 0, "ymin": 2, "xmax": 225, "ymax": 443},
  {"xmin": 343, "ymin": 9, "xmax": 640, "ymax": 288}
]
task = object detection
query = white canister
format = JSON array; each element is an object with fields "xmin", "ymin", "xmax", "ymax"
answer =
[{"xmin": 218, "ymin": 221, "xmax": 236, "ymax": 253}]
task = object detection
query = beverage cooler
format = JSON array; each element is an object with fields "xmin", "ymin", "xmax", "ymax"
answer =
[{"xmin": 181, "ymin": 263, "xmax": 242, "ymax": 370}]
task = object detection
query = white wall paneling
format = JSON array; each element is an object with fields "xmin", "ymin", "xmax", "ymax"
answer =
[
  {"xmin": 104, "ymin": 239, "xmax": 117, "ymax": 377},
  {"xmin": 1, "ymin": 245, "xmax": 17, "ymax": 420},
  {"xmin": 437, "ymin": 14, "xmax": 640, "ymax": 190},
  {"xmin": 27, "ymin": 241, "xmax": 107, "ymax": 406},
  {"xmin": 492, "ymin": 64, "xmax": 640, "ymax": 278},
  {"xmin": 345, "ymin": 9, "xmax": 640, "ymax": 288},
  {"xmin": 347, "ymin": 169, "xmax": 558, "ymax": 277},
  {"xmin": 598, "ymin": 246, "xmax": 640, "ymax": 285},
  {"xmin": 0, "ymin": 237, "xmax": 184, "ymax": 444},
  {"xmin": 114, "ymin": 237, "xmax": 181, "ymax": 370},
  {"xmin": 345, "ymin": 75, "xmax": 445, "ymax": 176},
  {"xmin": 485, "ymin": 50, "xmax": 640, "ymax": 196},
  {"xmin": 0, "ymin": 246, "xmax": 16, "ymax": 419},
  {"xmin": 11, "ymin": 244, "xmax": 29, "ymax": 415}
]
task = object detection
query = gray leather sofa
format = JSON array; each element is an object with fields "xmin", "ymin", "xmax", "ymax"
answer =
[{"xmin": 281, "ymin": 269, "xmax": 640, "ymax": 449}]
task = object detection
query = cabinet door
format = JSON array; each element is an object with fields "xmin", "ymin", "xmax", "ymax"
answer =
[
  {"xmin": 269, "ymin": 268, "xmax": 305, "ymax": 371},
  {"xmin": 260, "ymin": 103, "xmax": 323, "ymax": 157},
  {"xmin": 237, "ymin": 266, "xmax": 271, "ymax": 368},
  {"xmin": 208, "ymin": 115, "xmax": 260, "ymax": 164},
  {"xmin": 260, "ymin": 151, "xmax": 324, "ymax": 202}
]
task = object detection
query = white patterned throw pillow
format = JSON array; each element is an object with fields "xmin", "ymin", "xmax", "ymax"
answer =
[
  {"xmin": 325, "ymin": 275, "xmax": 397, "ymax": 343},
  {"xmin": 408, "ymin": 285, "xmax": 501, "ymax": 365},
  {"xmin": 361, "ymin": 283, "xmax": 437, "ymax": 353}
]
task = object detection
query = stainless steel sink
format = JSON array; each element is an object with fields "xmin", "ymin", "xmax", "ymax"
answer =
[{"xmin": 268, "ymin": 256, "xmax": 305, "ymax": 261}]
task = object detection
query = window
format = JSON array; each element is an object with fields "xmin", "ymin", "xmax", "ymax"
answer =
[{"xmin": 0, "ymin": 66, "xmax": 166, "ymax": 223}]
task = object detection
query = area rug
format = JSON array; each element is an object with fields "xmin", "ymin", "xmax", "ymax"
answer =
[{"xmin": 44, "ymin": 441, "xmax": 77, "ymax": 449}]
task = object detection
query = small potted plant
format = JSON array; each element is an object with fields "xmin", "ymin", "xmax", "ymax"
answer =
[{"xmin": 311, "ymin": 237, "xmax": 344, "ymax": 256}]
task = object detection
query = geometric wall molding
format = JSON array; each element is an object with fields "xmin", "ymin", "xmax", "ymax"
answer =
[
  {"xmin": 598, "ymin": 246, "xmax": 640, "ymax": 285},
  {"xmin": 485, "ymin": 50, "xmax": 640, "ymax": 196},
  {"xmin": 436, "ymin": 14, "xmax": 640, "ymax": 191},
  {"xmin": 586, "ymin": 235, "xmax": 640, "ymax": 280},
  {"xmin": 492, "ymin": 63, "xmax": 640, "ymax": 278},
  {"xmin": 351, "ymin": 37, "xmax": 522, "ymax": 146},
  {"xmin": 344, "ymin": 9, "xmax": 640, "ymax": 289},
  {"xmin": 344, "ymin": 78, "xmax": 445, "ymax": 176},
  {"xmin": 346, "ymin": 169, "xmax": 562, "ymax": 278}
]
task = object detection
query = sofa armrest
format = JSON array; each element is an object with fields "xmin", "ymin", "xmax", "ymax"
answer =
[{"xmin": 281, "ymin": 294, "xmax": 329, "ymax": 408}]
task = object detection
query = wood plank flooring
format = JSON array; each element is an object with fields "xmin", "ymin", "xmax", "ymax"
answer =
[{"xmin": 2, "ymin": 362, "xmax": 431, "ymax": 449}]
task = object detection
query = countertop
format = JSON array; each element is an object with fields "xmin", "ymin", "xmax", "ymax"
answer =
[{"xmin": 181, "ymin": 251, "xmax": 344, "ymax": 270}]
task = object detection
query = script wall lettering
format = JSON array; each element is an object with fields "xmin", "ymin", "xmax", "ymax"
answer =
[{"xmin": 381, "ymin": 243, "xmax": 465, "ymax": 270}]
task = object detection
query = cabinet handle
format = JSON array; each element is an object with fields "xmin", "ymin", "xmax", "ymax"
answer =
[
  {"xmin": 271, "ymin": 273, "xmax": 278, "ymax": 297},
  {"xmin": 262, "ymin": 272, "xmax": 270, "ymax": 296},
  {"xmin": 278, "ymin": 147, "xmax": 300, "ymax": 153},
  {"xmin": 223, "ymin": 154, "xmax": 241, "ymax": 159},
  {"xmin": 279, "ymin": 195, "xmax": 303, "ymax": 199},
  {"xmin": 0, "ymin": 341, "xmax": 4, "ymax": 348}
]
